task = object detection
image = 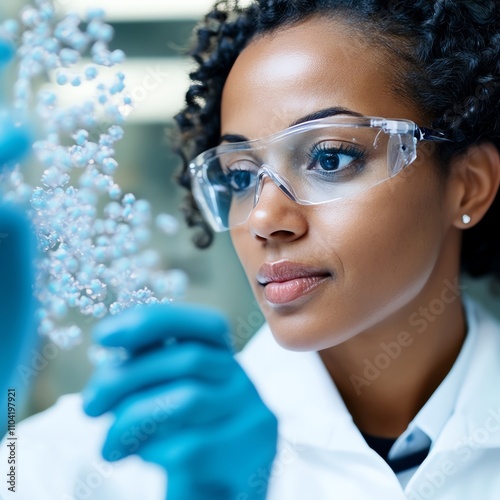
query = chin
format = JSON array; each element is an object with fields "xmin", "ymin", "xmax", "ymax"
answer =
[
  {"xmin": 267, "ymin": 314, "xmax": 363, "ymax": 352},
  {"xmin": 272, "ymin": 334, "xmax": 315, "ymax": 352},
  {"xmin": 269, "ymin": 323, "xmax": 335, "ymax": 352}
]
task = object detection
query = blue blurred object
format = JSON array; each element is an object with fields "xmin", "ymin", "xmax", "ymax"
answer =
[
  {"xmin": 83, "ymin": 304, "xmax": 279, "ymax": 500},
  {"xmin": 0, "ymin": 39, "xmax": 30, "ymax": 169},
  {"xmin": 0, "ymin": 37, "xmax": 36, "ymax": 437},
  {"xmin": 0, "ymin": 37, "xmax": 13, "ymax": 62}
]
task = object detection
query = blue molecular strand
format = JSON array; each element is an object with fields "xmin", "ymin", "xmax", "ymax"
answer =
[{"xmin": 0, "ymin": 1, "xmax": 188, "ymax": 351}]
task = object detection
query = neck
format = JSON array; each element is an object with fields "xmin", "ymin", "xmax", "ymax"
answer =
[{"xmin": 319, "ymin": 276, "xmax": 467, "ymax": 438}]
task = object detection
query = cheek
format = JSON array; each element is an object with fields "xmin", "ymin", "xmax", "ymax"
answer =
[
  {"xmin": 307, "ymin": 173, "xmax": 445, "ymax": 336},
  {"xmin": 336, "ymin": 172, "xmax": 442, "ymax": 277}
]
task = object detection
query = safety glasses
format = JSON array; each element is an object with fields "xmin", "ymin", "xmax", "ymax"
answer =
[{"xmin": 188, "ymin": 115, "xmax": 450, "ymax": 232}]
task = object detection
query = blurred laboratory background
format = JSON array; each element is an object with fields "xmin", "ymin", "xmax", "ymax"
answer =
[{"xmin": 2, "ymin": 0, "xmax": 261, "ymax": 420}]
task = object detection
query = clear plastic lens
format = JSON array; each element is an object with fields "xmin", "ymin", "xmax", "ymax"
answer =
[{"xmin": 189, "ymin": 116, "xmax": 420, "ymax": 231}]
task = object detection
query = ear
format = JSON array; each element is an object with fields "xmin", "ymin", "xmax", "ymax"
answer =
[{"xmin": 448, "ymin": 142, "xmax": 500, "ymax": 229}]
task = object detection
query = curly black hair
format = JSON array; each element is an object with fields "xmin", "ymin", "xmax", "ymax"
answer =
[{"xmin": 173, "ymin": 0, "xmax": 500, "ymax": 278}]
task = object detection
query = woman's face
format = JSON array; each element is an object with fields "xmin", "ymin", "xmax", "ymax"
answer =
[{"xmin": 222, "ymin": 17, "xmax": 456, "ymax": 351}]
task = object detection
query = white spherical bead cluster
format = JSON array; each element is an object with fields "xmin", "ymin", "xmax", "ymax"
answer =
[{"xmin": 0, "ymin": 1, "xmax": 188, "ymax": 349}]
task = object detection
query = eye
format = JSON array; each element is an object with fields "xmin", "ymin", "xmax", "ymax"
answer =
[
  {"xmin": 226, "ymin": 168, "xmax": 256, "ymax": 192},
  {"xmin": 221, "ymin": 158, "xmax": 259, "ymax": 193},
  {"xmin": 316, "ymin": 151, "xmax": 348, "ymax": 171},
  {"xmin": 307, "ymin": 142, "xmax": 367, "ymax": 177}
]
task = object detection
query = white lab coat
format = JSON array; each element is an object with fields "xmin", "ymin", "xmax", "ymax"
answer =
[{"xmin": 1, "ymin": 297, "xmax": 499, "ymax": 499}]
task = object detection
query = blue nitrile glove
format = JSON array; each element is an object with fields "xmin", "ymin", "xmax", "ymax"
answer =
[
  {"xmin": 0, "ymin": 205, "xmax": 36, "ymax": 393},
  {"xmin": 0, "ymin": 39, "xmax": 30, "ymax": 168},
  {"xmin": 82, "ymin": 304, "xmax": 279, "ymax": 500},
  {"xmin": 0, "ymin": 39, "xmax": 36, "ymax": 437}
]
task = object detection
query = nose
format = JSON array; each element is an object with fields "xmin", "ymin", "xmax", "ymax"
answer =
[{"xmin": 247, "ymin": 169, "xmax": 308, "ymax": 242}]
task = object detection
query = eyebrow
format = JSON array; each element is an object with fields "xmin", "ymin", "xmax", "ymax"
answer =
[{"xmin": 219, "ymin": 106, "xmax": 364, "ymax": 144}]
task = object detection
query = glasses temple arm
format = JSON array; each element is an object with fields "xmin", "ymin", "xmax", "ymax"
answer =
[{"xmin": 414, "ymin": 126, "xmax": 453, "ymax": 143}]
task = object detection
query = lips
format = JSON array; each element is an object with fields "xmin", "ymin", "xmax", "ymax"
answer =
[{"xmin": 257, "ymin": 261, "xmax": 332, "ymax": 305}]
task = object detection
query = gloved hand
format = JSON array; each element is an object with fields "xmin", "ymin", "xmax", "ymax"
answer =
[
  {"xmin": 0, "ymin": 37, "xmax": 36, "ymax": 437},
  {"xmin": 82, "ymin": 304, "xmax": 279, "ymax": 500}
]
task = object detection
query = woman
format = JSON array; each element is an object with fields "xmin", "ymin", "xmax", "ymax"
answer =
[{"xmin": 3, "ymin": 1, "xmax": 499, "ymax": 499}]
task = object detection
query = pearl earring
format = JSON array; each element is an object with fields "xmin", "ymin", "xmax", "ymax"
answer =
[{"xmin": 462, "ymin": 214, "xmax": 471, "ymax": 225}]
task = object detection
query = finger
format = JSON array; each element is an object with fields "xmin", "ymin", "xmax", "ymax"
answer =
[
  {"xmin": 100, "ymin": 380, "xmax": 244, "ymax": 460},
  {"xmin": 82, "ymin": 342, "xmax": 237, "ymax": 417},
  {"xmin": 158, "ymin": 465, "xmax": 224, "ymax": 500},
  {"xmin": 164, "ymin": 467, "xmax": 230, "ymax": 500},
  {"xmin": 92, "ymin": 303, "xmax": 232, "ymax": 354},
  {"xmin": 137, "ymin": 406, "xmax": 278, "ymax": 490}
]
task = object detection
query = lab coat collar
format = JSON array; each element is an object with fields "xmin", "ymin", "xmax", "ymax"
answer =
[
  {"xmin": 237, "ymin": 296, "xmax": 500, "ymax": 455},
  {"xmin": 430, "ymin": 297, "xmax": 500, "ymax": 454},
  {"xmin": 405, "ymin": 296, "xmax": 478, "ymax": 447}
]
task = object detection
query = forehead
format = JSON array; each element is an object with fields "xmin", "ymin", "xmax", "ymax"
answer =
[{"xmin": 220, "ymin": 16, "xmax": 422, "ymax": 139}]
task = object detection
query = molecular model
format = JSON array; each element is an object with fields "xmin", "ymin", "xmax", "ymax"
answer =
[{"xmin": 0, "ymin": 0, "xmax": 188, "ymax": 352}]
